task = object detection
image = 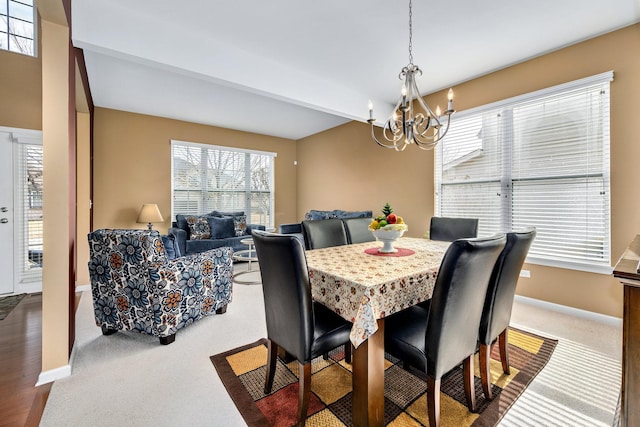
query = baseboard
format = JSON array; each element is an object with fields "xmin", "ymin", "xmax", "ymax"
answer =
[
  {"xmin": 514, "ymin": 295, "xmax": 622, "ymax": 327},
  {"xmin": 36, "ymin": 364, "xmax": 71, "ymax": 386},
  {"xmin": 16, "ymin": 281, "xmax": 42, "ymax": 294},
  {"xmin": 75, "ymin": 284, "xmax": 90, "ymax": 293}
]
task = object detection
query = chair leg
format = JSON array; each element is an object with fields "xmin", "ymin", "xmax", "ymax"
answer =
[
  {"xmin": 479, "ymin": 343, "xmax": 493, "ymax": 400},
  {"xmin": 463, "ymin": 355, "xmax": 476, "ymax": 412},
  {"xmin": 344, "ymin": 343, "xmax": 352, "ymax": 364},
  {"xmin": 264, "ymin": 339, "xmax": 278, "ymax": 394},
  {"xmin": 101, "ymin": 325, "xmax": 117, "ymax": 336},
  {"xmin": 215, "ymin": 304, "xmax": 227, "ymax": 314},
  {"xmin": 499, "ymin": 328, "xmax": 510, "ymax": 374},
  {"xmin": 426, "ymin": 376, "xmax": 441, "ymax": 427},
  {"xmin": 159, "ymin": 333, "xmax": 176, "ymax": 345},
  {"xmin": 297, "ymin": 362, "xmax": 311, "ymax": 427}
]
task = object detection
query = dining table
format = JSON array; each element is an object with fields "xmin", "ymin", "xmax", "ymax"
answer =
[{"xmin": 305, "ymin": 236, "xmax": 450, "ymax": 427}]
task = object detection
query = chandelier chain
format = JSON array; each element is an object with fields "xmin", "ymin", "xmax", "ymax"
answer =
[{"xmin": 408, "ymin": 0, "xmax": 413, "ymax": 65}]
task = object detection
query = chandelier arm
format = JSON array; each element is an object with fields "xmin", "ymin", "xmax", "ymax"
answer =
[
  {"xmin": 412, "ymin": 114, "xmax": 452, "ymax": 147},
  {"xmin": 370, "ymin": 121, "xmax": 403, "ymax": 150},
  {"xmin": 383, "ymin": 118, "xmax": 403, "ymax": 141}
]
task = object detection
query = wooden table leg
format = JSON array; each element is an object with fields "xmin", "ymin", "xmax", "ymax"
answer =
[{"xmin": 353, "ymin": 319, "xmax": 385, "ymax": 427}]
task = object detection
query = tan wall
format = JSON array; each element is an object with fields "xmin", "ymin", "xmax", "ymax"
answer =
[
  {"xmin": 41, "ymin": 17, "xmax": 71, "ymax": 372},
  {"xmin": 297, "ymin": 121, "xmax": 435, "ymax": 236},
  {"xmin": 297, "ymin": 24, "xmax": 640, "ymax": 318},
  {"xmin": 76, "ymin": 112, "xmax": 91, "ymax": 286},
  {"xmin": 92, "ymin": 108, "xmax": 298, "ymax": 233},
  {"xmin": 0, "ymin": 49, "xmax": 42, "ymax": 130}
]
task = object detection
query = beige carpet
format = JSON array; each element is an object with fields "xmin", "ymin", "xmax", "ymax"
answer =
[{"xmin": 40, "ymin": 266, "xmax": 621, "ymax": 426}]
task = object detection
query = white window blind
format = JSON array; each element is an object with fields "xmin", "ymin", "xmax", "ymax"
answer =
[
  {"xmin": 171, "ymin": 140, "xmax": 276, "ymax": 228},
  {"xmin": 15, "ymin": 139, "xmax": 42, "ymax": 283},
  {"xmin": 436, "ymin": 72, "xmax": 612, "ymax": 273},
  {"xmin": 0, "ymin": 0, "xmax": 35, "ymax": 56}
]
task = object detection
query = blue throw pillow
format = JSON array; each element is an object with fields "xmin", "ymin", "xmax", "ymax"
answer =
[
  {"xmin": 340, "ymin": 210, "xmax": 373, "ymax": 219},
  {"xmin": 208, "ymin": 216, "xmax": 236, "ymax": 239},
  {"xmin": 161, "ymin": 235, "xmax": 181, "ymax": 260}
]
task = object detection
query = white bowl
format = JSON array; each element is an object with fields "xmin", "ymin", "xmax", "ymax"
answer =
[{"xmin": 371, "ymin": 228, "xmax": 406, "ymax": 253}]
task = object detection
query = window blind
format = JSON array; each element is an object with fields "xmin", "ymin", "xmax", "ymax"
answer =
[
  {"xmin": 14, "ymin": 140, "xmax": 42, "ymax": 283},
  {"xmin": 436, "ymin": 72, "xmax": 612, "ymax": 273},
  {"xmin": 171, "ymin": 140, "xmax": 276, "ymax": 228}
]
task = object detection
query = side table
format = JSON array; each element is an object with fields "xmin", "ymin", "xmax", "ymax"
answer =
[{"xmin": 232, "ymin": 237, "xmax": 261, "ymax": 285}]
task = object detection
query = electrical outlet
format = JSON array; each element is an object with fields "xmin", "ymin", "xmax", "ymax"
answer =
[{"xmin": 520, "ymin": 270, "xmax": 531, "ymax": 278}]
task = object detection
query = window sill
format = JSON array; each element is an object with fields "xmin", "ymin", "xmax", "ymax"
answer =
[{"xmin": 526, "ymin": 256, "xmax": 613, "ymax": 275}]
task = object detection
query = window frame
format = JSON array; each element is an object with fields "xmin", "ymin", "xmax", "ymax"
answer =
[
  {"xmin": 170, "ymin": 140, "xmax": 276, "ymax": 229},
  {"xmin": 435, "ymin": 71, "xmax": 613, "ymax": 274},
  {"xmin": 1, "ymin": 0, "xmax": 37, "ymax": 57}
]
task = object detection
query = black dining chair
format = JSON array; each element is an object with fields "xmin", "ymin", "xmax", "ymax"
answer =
[
  {"xmin": 429, "ymin": 216, "xmax": 479, "ymax": 242},
  {"xmin": 478, "ymin": 227, "xmax": 536, "ymax": 399},
  {"xmin": 252, "ymin": 230, "xmax": 352, "ymax": 427},
  {"xmin": 301, "ymin": 219, "xmax": 348, "ymax": 250},
  {"xmin": 384, "ymin": 234, "xmax": 506, "ymax": 427},
  {"xmin": 342, "ymin": 217, "xmax": 375, "ymax": 244}
]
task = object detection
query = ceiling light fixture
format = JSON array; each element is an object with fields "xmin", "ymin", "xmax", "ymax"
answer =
[{"xmin": 368, "ymin": 0, "xmax": 455, "ymax": 151}]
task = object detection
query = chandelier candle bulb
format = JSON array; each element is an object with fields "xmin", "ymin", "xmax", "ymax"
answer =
[
  {"xmin": 368, "ymin": 101, "xmax": 373, "ymax": 120},
  {"xmin": 448, "ymin": 88, "xmax": 454, "ymax": 111}
]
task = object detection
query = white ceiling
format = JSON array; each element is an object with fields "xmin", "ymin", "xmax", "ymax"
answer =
[{"xmin": 71, "ymin": 0, "xmax": 640, "ymax": 140}]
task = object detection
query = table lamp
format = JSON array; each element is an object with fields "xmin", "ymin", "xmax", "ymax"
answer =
[{"xmin": 137, "ymin": 204, "xmax": 164, "ymax": 230}]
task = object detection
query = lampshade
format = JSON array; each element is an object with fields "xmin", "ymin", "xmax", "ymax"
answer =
[{"xmin": 137, "ymin": 204, "xmax": 164, "ymax": 229}]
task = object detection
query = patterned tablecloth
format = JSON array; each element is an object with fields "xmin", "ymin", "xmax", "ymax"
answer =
[{"xmin": 306, "ymin": 237, "xmax": 450, "ymax": 347}]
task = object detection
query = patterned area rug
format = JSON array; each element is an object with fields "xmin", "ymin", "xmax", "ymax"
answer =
[
  {"xmin": 0, "ymin": 293, "xmax": 26, "ymax": 321},
  {"xmin": 211, "ymin": 327, "xmax": 557, "ymax": 427}
]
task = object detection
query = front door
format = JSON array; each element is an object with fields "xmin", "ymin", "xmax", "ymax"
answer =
[{"xmin": 0, "ymin": 129, "xmax": 43, "ymax": 295}]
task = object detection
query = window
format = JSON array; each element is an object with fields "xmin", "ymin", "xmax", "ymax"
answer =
[
  {"xmin": 12, "ymin": 134, "xmax": 42, "ymax": 286},
  {"xmin": 171, "ymin": 140, "xmax": 276, "ymax": 229},
  {"xmin": 435, "ymin": 72, "xmax": 612, "ymax": 273},
  {"xmin": 1, "ymin": 0, "xmax": 35, "ymax": 56}
]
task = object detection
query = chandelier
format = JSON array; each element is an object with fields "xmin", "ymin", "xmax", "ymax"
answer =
[{"xmin": 368, "ymin": 0, "xmax": 455, "ymax": 151}]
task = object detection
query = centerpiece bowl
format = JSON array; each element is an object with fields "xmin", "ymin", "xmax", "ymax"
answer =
[{"xmin": 371, "ymin": 228, "xmax": 406, "ymax": 253}]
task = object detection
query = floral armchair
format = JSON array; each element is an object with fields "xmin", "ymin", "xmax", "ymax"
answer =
[{"xmin": 87, "ymin": 229, "xmax": 233, "ymax": 345}]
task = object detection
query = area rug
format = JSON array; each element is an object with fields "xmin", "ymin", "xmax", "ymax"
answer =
[
  {"xmin": 211, "ymin": 327, "xmax": 557, "ymax": 427},
  {"xmin": 0, "ymin": 293, "xmax": 26, "ymax": 320}
]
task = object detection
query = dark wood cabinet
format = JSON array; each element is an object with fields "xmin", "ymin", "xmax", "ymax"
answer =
[{"xmin": 613, "ymin": 235, "xmax": 640, "ymax": 427}]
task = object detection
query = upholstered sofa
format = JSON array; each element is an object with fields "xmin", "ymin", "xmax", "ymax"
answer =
[
  {"xmin": 87, "ymin": 229, "xmax": 233, "ymax": 344},
  {"xmin": 279, "ymin": 209, "xmax": 373, "ymax": 249},
  {"xmin": 168, "ymin": 210, "xmax": 266, "ymax": 256}
]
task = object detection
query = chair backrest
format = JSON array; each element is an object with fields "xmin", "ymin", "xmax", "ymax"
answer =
[
  {"xmin": 301, "ymin": 219, "xmax": 348, "ymax": 250},
  {"xmin": 342, "ymin": 217, "xmax": 375, "ymax": 244},
  {"xmin": 429, "ymin": 217, "xmax": 479, "ymax": 242},
  {"xmin": 87, "ymin": 229, "xmax": 168, "ymax": 308},
  {"xmin": 425, "ymin": 234, "xmax": 506, "ymax": 378},
  {"xmin": 88, "ymin": 229, "xmax": 167, "ymax": 270},
  {"xmin": 252, "ymin": 230, "xmax": 315, "ymax": 362},
  {"xmin": 479, "ymin": 228, "xmax": 536, "ymax": 345}
]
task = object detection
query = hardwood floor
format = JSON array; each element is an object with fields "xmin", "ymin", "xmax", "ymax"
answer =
[{"xmin": 0, "ymin": 293, "xmax": 51, "ymax": 427}]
